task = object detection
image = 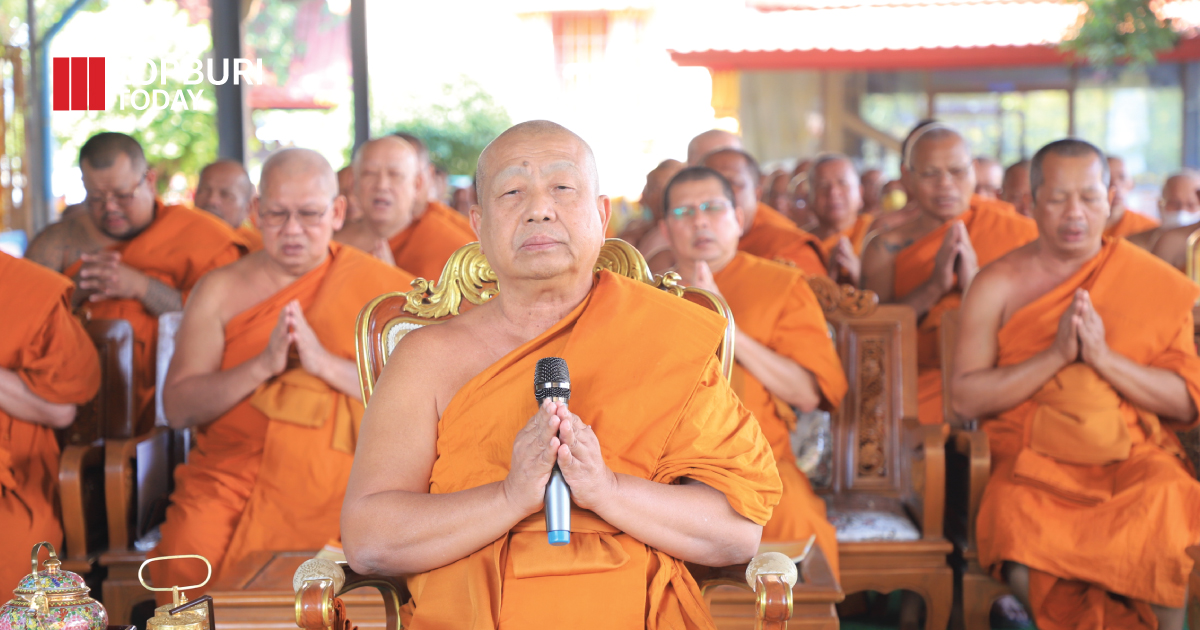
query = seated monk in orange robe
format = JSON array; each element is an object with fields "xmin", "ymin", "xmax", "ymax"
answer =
[
  {"xmin": 1101, "ymin": 156, "xmax": 1158, "ymax": 239},
  {"xmin": 1132, "ymin": 174, "xmax": 1200, "ymax": 271},
  {"xmin": 25, "ymin": 132, "xmax": 242, "ymax": 434},
  {"xmin": 151, "ymin": 149, "xmax": 414, "ymax": 596},
  {"xmin": 335, "ymin": 136, "xmax": 473, "ymax": 279},
  {"xmin": 862, "ymin": 124, "xmax": 1037, "ymax": 426},
  {"xmin": 951, "ymin": 139, "xmax": 1200, "ymax": 630},
  {"xmin": 701, "ymin": 149, "xmax": 827, "ymax": 277},
  {"xmin": 0, "ymin": 253, "xmax": 100, "ymax": 591},
  {"xmin": 629, "ymin": 159, "xmax": 686, "ymax": 275},
  {"xmin": 195, "ymin": 159, "xmax": 262, "ymax": 252},
  {"xmin": 806, "ymin": 154, "xmax": 873, "ymax": 286},
  {"xmin": 341, "ymin": 121, "xmax": 782, "ymax": 628},
  {"xmin": 659, "ymin": 166, "xmax": 846, "ymax": 575},
  {"xmin": 392, "ymin": 131, "xmax": 476, "ymax": 236}
]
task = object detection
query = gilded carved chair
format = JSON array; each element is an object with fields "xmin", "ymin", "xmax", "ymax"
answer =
[
  {"xmin": 803, "ymin": 275, "xmax": 953, "ymax": 630},
  {"xmin": 297, "ymin": 238, "xmax": 843, "ymax": 630}
]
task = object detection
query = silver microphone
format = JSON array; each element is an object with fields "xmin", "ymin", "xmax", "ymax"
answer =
[{"xmin": 534, "ymin": 357, "xmax": 571, "ymax": 546}]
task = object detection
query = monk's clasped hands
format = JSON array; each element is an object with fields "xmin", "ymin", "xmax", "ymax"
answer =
[
  {"xmin": 1053, "ymin": 289, "xmax": 1110, "ymax": 370},
  {"xmin": 77, "ymin": 251, "xmax": 150, "ymax": 302},
  {"xmin": 256, "ymin": 300, "xmax": 339, "ymax": 381}
]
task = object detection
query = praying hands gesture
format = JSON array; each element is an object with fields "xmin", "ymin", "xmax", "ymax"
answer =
[
  {"xmin": 255, "ymin": 300, "xmax": 362, "ymax": 398},
  {"xmin": 828, "ymin": 236, "xmax": 862, "ymax": 286},
  {"xmin": 503, "ymin": 400, "xmax": 618, "ymax": 515},
  {"xmin": 678, "ymin": 260, "xmax": 723, "ymax": 298},
  {"xmin": 77, "ymin": 251, "xmax": 182, "ymax": 315},
  {"xmin": 1053, "ymin": 289, "xmax": 1110, "ymax": 369},
  {"xmin": 931, "ymin": 221, "xmax": 979, "ymax": 295}
]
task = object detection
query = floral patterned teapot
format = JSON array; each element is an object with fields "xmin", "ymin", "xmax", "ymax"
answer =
[{"xmin": 0, "ymin": 543, "xmax": 106, "ymax": 630}]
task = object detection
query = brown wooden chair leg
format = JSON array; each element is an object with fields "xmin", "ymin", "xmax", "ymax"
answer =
[
  {"xmin": 101, "ymin": 555, "xmax": 156, "ymax": 625},
  {"xmin": 962, "ymin": 571, "xmax": 1011, "ymax": 630}
]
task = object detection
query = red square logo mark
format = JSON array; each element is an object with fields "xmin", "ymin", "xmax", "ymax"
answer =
[{"xmin": 52, "ymin": 57, "xmax": 105, "ymax": 111}]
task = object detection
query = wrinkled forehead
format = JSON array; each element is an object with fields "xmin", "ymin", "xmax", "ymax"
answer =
[
  {"xmin": 482, "ymin": 134, "xmax": 594, "ymax": 194},
  {"xmin": 1164, "ymin": 176, "xmax": 1200, "ymax": 199},
  {"xmin": 261, "ymin": 169, "xmax": 336, "ymax": 206}
]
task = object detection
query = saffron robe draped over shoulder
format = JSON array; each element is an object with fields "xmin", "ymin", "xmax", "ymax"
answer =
[
  {"xmin": 150, "ymin": 244, "xmax": 413, "ymax": 597},
  {"xmin": 893, "ymin": 201, "xmax": 1038, "ymax": 424},
  {"xmin": 233, "ymin": 221, "xmax": 264, "ymax": 253},
  {"xmin": 64, "ymin": 202, "xmax": 242, "ymax": 433},
  {"xmin": 756, "ymin": 202, "xmax": 797, "ymax": 229},
  {"xmin": 390, "ymin": 201, "xmax": 476, "ymax": 281},
  {"xmin": 1103, "ymin": 210, "xmax": 1159, "ymax": 239},
  {"xmin": 819, "ymin": 215, "xmax": 874, "ymax": 258},
  {"xmin": 713, "ymin": 251, "xmax": 846, "ymax": 575},
  {"xmin": 0, "ymin": 253, "xmax": 100, "ymax": 591},
  {"xmin": 403, "ymin": 271, "xmax": 781, "ymax": 630},
  {"xmin": 740, "ymin": 203, "xmax": 827, "ymax": 277},
  {"xmin": 427, "ymin": 200, "xmax": 473, "ymax": 234},
  {"xmin": 977, "ymin": 239, "xmax": 1200, "ymax": 630}
]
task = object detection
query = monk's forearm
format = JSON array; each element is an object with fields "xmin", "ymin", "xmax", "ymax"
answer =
[
  {"xmin": 315, "ymin": 355, "xmax": 363, "ymax": 401},
  {"xmin": 141, "ymin": 277, "xmax": 183, "ymax": 317},
  {"xmin": 590, "ymin": 475, "xmax": 761, "ymax": 567},
  {"xmin": 951, "ymin": 348, "xmax": 1066, "ymax": 420},
  {"xmin": 1092, "ymin": 351, "xmax": 1198, "ymax": 426},
  {"xmin": 0, "ymin": 369, "xmax": 76, "ymax": 429},
  {"xmin": 163, "ymin": 356, "xmax": 273, "ymax": 428},
  {"xmin": 342, "ymin": 482, "xmax": 527, "ymax": 575},
  {"xmin": 734, "ymin": 331, "xmax": 821, "ymax": 412}
]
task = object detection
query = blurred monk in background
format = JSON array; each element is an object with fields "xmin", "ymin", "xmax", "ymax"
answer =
[
  {"xmin": 393, "ymin": 131, "xmax": 474, "ymax": 234},
  {"xmin": 1145, "ymin": 182, "xmax": 1200, "ymax": 271},
  {"xmin": 951, "ymin": 139, "xmax": 1200, "ymax": 630},
  {"xmin": 973, "ymin": 156, "xmax": 1003, "ymax": 199},
  {"xmin": 659, "ymin": 165, "xmax": 844, "ymax": 572},
  {"xmin": 152, "ymin": 148, "xmax": 413, "ymax": 596},
  {"xmin": 861, "ymin": 124, "xmax": 1037, "ymax": 425},
  {"xmin": 808, "ymin": 154, "xmax": 872, "ymax": 285},
  {"xmin": 0, "ymin": 253, "xmax": 100, "ymax": 591},
  {"xmin": 341, "ymin": 121, "xmax": 781, "ymax": 628},
  {"xmin": 869, "ymin": 120, "xmax": 942, "ymax": 234},
  {"xmin": 195, "ymin": 160, "xmax": 260, "ymax": 252},
  {"xmin": 337, "ymin": 166, "xmax": 362, "ymax": 224},
  {"xmin": 1102, "ymin": 156, "xmax": 1157, "ymax": 238},
  {"xmin": 860, "ymin": 168, "xmax": 884, "ymax": 218},
  {"xmin": 687, "ymin": 128, "xmax": 741, "ymax": 165},
  {"xmin": 25, "ymin": 132, "xmax": 241, "ymax": 433},
  {"xmin": 335, "ymin": 136, "xmax": 472, "ymax": 279},
  {"xmin": 1001, "ymin": 160, "xmax": 1032, "ymax": 218},
  {"xmin": 626, "ymin": 158, "xmax": 684, "ymax": 275},
  {"xmin": 703, "ymin": 148, "xmax": 827, "ymax": 276},
  {"xmin": 1128, "ymin": 172, "xmax": 1200, "ymax": 255}
]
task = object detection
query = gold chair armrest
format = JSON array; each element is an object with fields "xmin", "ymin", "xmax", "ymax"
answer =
[
  {"xmin": 104, "ymin": 427, "xmax": 170, "ymax": 550},
  {"xmin": 59, "ymin": 440, "xmax": 105, "ymax": 570},
  {"xmin": 293, "ymin": 559, "xmax": 408, "ymax": 630}
]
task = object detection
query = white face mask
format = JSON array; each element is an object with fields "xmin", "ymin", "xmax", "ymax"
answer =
[{"xmin": 1164, "ymin": 210, "xmax": 1200, "ymax": 228}]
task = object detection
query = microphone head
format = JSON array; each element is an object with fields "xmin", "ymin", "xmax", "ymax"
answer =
[{"xmin": 534, "ymin": 357, "xmax": 571, "ymax": 404}]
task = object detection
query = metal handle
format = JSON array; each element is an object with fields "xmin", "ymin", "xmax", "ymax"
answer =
[
  {"xmin": 29, "ymin": 542, "xmax": 58, "ymax": 575},
  {"xmin": 139, "ymin": 555, "xmax": 213, "ymax": 606}
]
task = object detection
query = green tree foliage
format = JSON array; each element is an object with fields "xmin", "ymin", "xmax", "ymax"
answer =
[
  {"xmin": 384, "ymin": 77, "xmax": 512, "ymax": 176},
  {"xmin": 1061, "ymin": 0, "xmax": 1178, "ymax": 67}
]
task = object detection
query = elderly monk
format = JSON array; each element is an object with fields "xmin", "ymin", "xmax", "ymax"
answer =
[
  {"xmin": 808, "ymin": 154, "xmax": 872, "ymax": 285},
  {"xmin": 687, "ymin": 128, "xmax": 741, "ymax": 165},
  {"xmin": 25, "ymin": 132, "xmax": 241, "ymax": 433},
  {"xmin": 1001, "ymin": 160, "xmax": 1033, "ymax": 218},
  {"xmin": 337, "ymin": 166, "xmax": 363, "ymax": 224},
  {"xmin": 150, "ymin": 148, "xmax": 414, "ymax": 595},
  {"xmin": 1128, "ymin": 172, "xmax": 1200, "ymax": 255},
  {"xmin": 1102, "ymin": 156, "xmax": 1158, "ymax": 239},
  {"xmin": 702, "ymin": 149, "xmax": 826, "ymax": 276},
  {"xmin": 627, "ymin": 159, "xmax": 685, "ymax": 275},
  {"xmin": 658, "ymin": 165, "xmax": 845, "ymax": 573},
  {"xmin": 973, "ymin": 156, "xmax": 1003, "ymax": 199},
  {"xmin": 1145, "ymin": 180, "xmax": 1200, "ymax": 271},
  {"xmin": 862, "ymin": 125, "xmax": 1037, "ymax": 425},
  {"xmin": 341, "ymin": 121, "xmax": 781, "ymax": 628},
  {"xmin": 0, "ymin": 253, "xmax": 100, "ymax": 591},
  {"xmin": 335, "ymin": 136, "xmax": 473, "ymax": 278},
  {"xmin": 951, "ymin": 139, "xmax": 1200, "ymax": 630},
  {"xmin": 861, "ymin": 168, "xmax": 884, "ymax": 217},
  {"xmin": 869, "ymin": 120, "xmax": 942, "ymax": 235},
  {"xmin": 394, "ymin": 131, "xmax": 474, "ymax": 234},
  {"xmin": 196, "ymin": 160, "xmax": 260, "ymax": 252}
]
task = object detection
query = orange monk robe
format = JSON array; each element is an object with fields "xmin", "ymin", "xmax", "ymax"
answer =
[
  {"xmin": 977, "ymin": 239, "xmax": 1200, "ymax": 630},
  {"xmin": 1103, "ymin": 209, "xmax": 1159, "ymax": 239},
  {"xmin": 894, "ymin": 201, "xmax": 1038, "ymax": 425},
  {"xmin": 151, "ymin": 244, "xmax": 414, "ymax": 596},
  {"xmin": 389, "ymin": 200, "xmax": 476, "ymax": 281},
  {"xmin": 0, "ymin": 253, "xmax": 100, "ymax": 590},
  {"xmin": 757, "ymin": 201, "xmax": 797, "ymax": 229},
  {"xmin": 233, "ymin": 221, "xmax": 264, "ymax": 253},
  {"xmin": 713, "ymin": 251, "xmax": 846, "ymax": 574},
  {"xmin": 426, "ymin": 199, "xmax": 473, "ymax": 234},
  {"xmin": 818, "ymin": 214, "xmax": 874, "ymax": 258},
  {"xmin": 740, "ymin": 203, "xmax": 827, "ymax": 277},
  {"xmin": 64, "ymin": 202, "xmax": 242, "ymax": 434},
  {"xmin": 404, "ymin": 271, "xmax": 781, "ymax": 629}
]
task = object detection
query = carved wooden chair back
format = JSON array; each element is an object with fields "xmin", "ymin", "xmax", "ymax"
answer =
[
  {"xmin": 68, "ymin": 319, "xmax": 135, "ymax": 444},
  {"xmin": 356, "ymin": 239, "xmax": 734, "ymax": 404}
]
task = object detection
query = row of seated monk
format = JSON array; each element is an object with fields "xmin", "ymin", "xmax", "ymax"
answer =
[{"xmin": 1, "ymin": 119, "xmax": 1198, "ymax": 630}]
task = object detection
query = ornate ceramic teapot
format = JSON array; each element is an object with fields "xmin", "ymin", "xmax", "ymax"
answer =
[
  {"xmin": 0, "ymin": 543, "xmax": 106, "ymax": 630},
  {"xmin": 139, "ymin": 555, "xmax": 214, "ymax": 630}
]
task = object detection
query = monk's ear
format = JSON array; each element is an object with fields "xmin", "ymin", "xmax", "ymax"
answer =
[
  {"xmin": 469, "ymin": 204, "xmax": 482, "ymax": 239},
  {"xmin": 734, "ymin": 205, "xmax": 746, "ymax": 229},
  {"xmin": 596, "ymin": 195, "xmax": 611, "ymax": 235},
  {"xmin": 145, "ymin": 168, "xmax": 159, "ymax": 192},
  {"xmin": 249, "ymin": 196, "xmax": 260, "ymax": 228},
  {"xmin": 330, "ymin": 195, "xmax": 347, "ymax": 232}
]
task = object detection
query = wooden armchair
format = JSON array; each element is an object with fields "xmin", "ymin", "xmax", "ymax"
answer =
[
  {"xmin": 99, "ymin": 311, "xmax": 184, "ymax": 624},
  {"xmin": 59, "ymin": 319, "xmax": 135, "ymax": 574},
  {"xmin": 337, "ymin": 239, "xmax": 841, "ymax": 629},
  {"xmin": 804, "ymin": 275, "xmax": 953, "ymax": 630}
]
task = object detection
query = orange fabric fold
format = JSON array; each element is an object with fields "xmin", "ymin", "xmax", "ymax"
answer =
[
  {"xmin": 977, "ymin": 238, "xmax": 1200, "ymax": 625},
  {"xmin": 713, "ymin": 252, "xmax": 845, "ymax": 572},
  {"xmin": 427, "ymin": 200, "xmax": 474, "ymax": 233},
  {"xmin": 402, "ymin": 271, "xmax": 781, "ymax": 630},
  {"xmin": 1103, "ymin": 210, "xmax": 1158, "ymax": 239},
  {"xmin": 64, "ymin": 202, "xmax": 242, "ymax": 433},
  {"xmin": 0, "ymin": 253, "xmax": 100, "ymax": 591},
  {"xmin": 740, "ymin": 203, "xmax": 827, "ymax": 277},
  {"xmin": 818, "ymin": 214, "xmax": 874, "ymax": 258},
  {"xmin": 233, "ymin": 222, "xmax": 264, "ymax": 253},
  {"xmin": 893, "ymin": 200, "xmax": 1038, "ymax": 424},
  {"xmin": 390, "ymin": 201, "xmax": 476, "ymax": 280},
  {"xmin": 151, "ymin": 244, "xmax": 413, "ymax": 597},
  {"xmin": 756, "ymin": 202, "xmax": 797, "ymax": 229}
]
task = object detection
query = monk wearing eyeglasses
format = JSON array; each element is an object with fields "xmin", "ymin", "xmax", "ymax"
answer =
[
  {"xmin": 658, "ymin": 166, "xmax": 846, "ymax": 574},
  {"xmin": 149, "ymin": 148, "xmax": 414, "ymax": 595},
  {"xmin": 26, "ymin": 132, "xmax": 242, "ymax": 433}
]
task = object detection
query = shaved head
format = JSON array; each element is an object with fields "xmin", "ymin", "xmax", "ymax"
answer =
[
  {"xmin": 904, "ymin": 125, "xmax": 974, "ymax": 220},
  {"xmin": 973, "ymin": 156, "xmax": 1003, "ymax": 199},
  {"xmin": 687, "ymin": 130, "xmax": 742, "ymax": 166},
  {"xmin": 352, "ymin": 136, "xmax": 421, "ymax": 235},
  {"xmin": 392, "ymin": 131, "xmax": 431, "ymax": 167},
  {"xmin": 1160, "ymin": 172, "xmax": 1200, "ymax": 226},
  {"xmin": 255, "ymin": 148, "xmax": 346, "ymax": 274},
  {"xmin": 476, "ymin": 120, "xmax": 599, "ymax": 202},
  {"xmin": 642, "ymin": 159, "xmax": 685, "ymax": 218},
  {"xmin": 1002, "ymin": 160, "xmax": 1032, "ymax": 217},
  {"xmin": 260, "ymin": 148, "xmax": 338, "ymax": 201},
  {"xmin": 195, "ymin": 160, "xmax": 255, "ymax": 228},
  {"xmin": 80, "ymin": 131, "xmax": 146, "ymax": 170},
  {"xmin": 905, "ymin": 125, "xmax": 967, "ymax": 171}
]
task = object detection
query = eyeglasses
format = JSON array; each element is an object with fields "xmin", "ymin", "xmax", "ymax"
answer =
[
  {"xmin": 666, "ymin": 199, "xmax": 733, "ymax": 221},
  {"xmin": 85, "ymin": 171, "xmax": 148, "ymax": 210},
  {"xmin": 257, "ymin": 205, "xmax": 331, "ymax": 227}
]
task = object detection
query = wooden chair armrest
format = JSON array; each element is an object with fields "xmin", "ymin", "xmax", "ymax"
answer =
[
  {"xmin": 949, "ymin": 428, "xmax": 991, "ymax": 554},
  {"xmin": 105, "ymin": 427, "xmax": 170, "ymax": 550},
  {"xmin": 59, "ymin": 441, "xmax": 105, "ymax": 568},
  {"xmin": 902, "ymin": 417, "xmax": 948, "ymax": 540},
  {"xmin": 294, "ymin": 559, "xmax": 408, "ymax": 630}
]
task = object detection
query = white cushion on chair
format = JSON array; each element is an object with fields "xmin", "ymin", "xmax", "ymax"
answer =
[
  {"xmin": 386, "ymin": 321, "xmax": 426, "ymax": 355},
  {"xmin": 826, "ymin": 506, "xmax": 921, "ymax": 543}
]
